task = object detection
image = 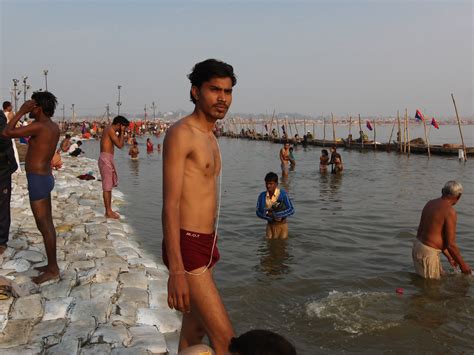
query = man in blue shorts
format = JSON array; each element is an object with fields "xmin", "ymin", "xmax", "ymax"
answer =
[{"xmin": 2, "ymin": 92, "xmax": 60, "ymax": 284}]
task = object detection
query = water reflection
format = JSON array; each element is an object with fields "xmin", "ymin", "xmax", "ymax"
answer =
[
  {"xmin": 128, "ymin": 158, "xmax": 140, "ymax": 176},
  {"xmin": 257, "ymin": 239, "xmax": 291, "ymax": 276}
]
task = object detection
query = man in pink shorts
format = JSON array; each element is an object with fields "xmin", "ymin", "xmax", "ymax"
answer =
[{"xmin": 98, "ymin": 115, "xmax": 129, "ymax": 219}]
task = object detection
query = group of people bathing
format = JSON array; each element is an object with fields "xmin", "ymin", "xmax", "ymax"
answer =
[
  {"xmin": 127, "ymin": 137, "xmax": 162, "ymax": 160},
  {"xmin": 279, "ymin": 141, "xmax": 344, "ymax": 178},
  {"xmin": 1, "ymin": 58, "xmax": 471, "ymax": 355}
]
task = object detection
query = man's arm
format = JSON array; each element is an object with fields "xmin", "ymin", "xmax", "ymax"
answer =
[
  {"xmin": 442, "ymin": 249, "xmax": 458, "ymax": 268},
  {"xmin": 256, "ymin": 192, "xmax": 272, "ymax": 221},
  {"xmin": 2, "ymin": 100, "xmax": 40, "ymax": 138},
  {"xmin": 279, "ymin": 149, "xmax": 285, "ymax": 164},
  {"xmin": 444, "ymin": 209, "xmax": 471, "ymax": 274},
  {"xmin": 108, "ymin": 126, "xmax": 126, "ymax": 148},
  {"xmin": 162, "ymin": 125, "xmax": 191, "ymax": 313}
]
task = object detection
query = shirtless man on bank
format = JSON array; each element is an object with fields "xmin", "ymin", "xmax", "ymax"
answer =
[
  {"xmin": 162, "ymin": 59, "xmax": 236, "ymax": 354},
  {"xmin": 99, "ymin": 115, "xmax": 129, "ymax": 219},
  {"xmin": 279, "ymin": 142, "xmax": 290, "ymax": 178},
  {"xmin": 2, "ymin": 92, "xmax": 60, "ymax": 284},
  {"xmin": 413, "ymin": 180, "xmax": 471, "ymax": 279}
]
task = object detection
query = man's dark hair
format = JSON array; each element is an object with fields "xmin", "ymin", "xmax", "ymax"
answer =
[
  {"xmin": 264, "ymin": 172, "xmax": 278, "ymax": 183},
  {"xmin": 65, "ymin": 134, "xmax": 71, "ymax": 139},
  {"xmin": 31, "ymin": 91, "xmax": 57, "ymax": 117},
  {"xmin": 112, "ymin": 115, "xmax": 130, "ymax": 126},
  {"xmin": 77, "ymin": 141, "xmax": 82, "ymax": 146},
  {"xmin": 188, "ymin": 58, "xmax": 237, "ymax": 104},
  {"xmin": 228, "ymin": 329, "xmax": 297, "ymax": 355},
  {"xmin": 2, "ymin": 101, "xmax": 12, "ymax": 110}
]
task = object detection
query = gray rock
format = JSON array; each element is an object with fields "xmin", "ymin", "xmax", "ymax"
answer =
[
  {"xmin": 45, "ymin": 339, "xmax": 80, "ymax": 355},
  {"xmin": 136, "ymin": 308, "xmax": 181, "ymax": 333},
  {"xmin": 70, "ymin": 260, "xmax": 96, "ymax": 271},
  {"xmin": 41, "ymin": 279, "xmax": 74, "ymax": 299},
  {"xmin": 0, "ymin": 319, "xmax": 33, "ymax": 348},
  {"xmin": 0, "ymin": 342, "xmax": 43, "ymax": 355},
  {"xmin": 42, "ymin": 297, "xmax": 74, "ymax": 321},
  {"xmin": 119, "ymin": 287, "xmax": 149, "ymax": 307},
  {"xmin": 111, "ymin": 347, "xmax": 149, "ymax": 355},
  {"xmin": 70, "ymin": 283, "xmax": 91, "ymax": 300},
  {"xmin": 119, "ymin": 272, "xmax": 147, "ymax": 290},
  {"xmin": 164, "ymin": 331, "xmax": 180, "ymax": 355},
  {"xmin": 91, "ymin": 282, "xmax": 118, "ymax": 302},
  {"xmin": 7, "ymin": 239, "xmax": 28, "ymax": 250},
  {"xmin": 61, "ymin": 317, "xmax": 96, "ymax": 345},
  {"xmin": 14, "ymin": 250, "xmax": 45, "ymax": 263},
  {"xmin": 90, "ymin": 324, "xmax": 130, "ymax": 346},
  {"xmin": 125, "ymin": 326, "xmax": 167, "ymax": 354},
  {"xmin": 29, "ymin": 318, "xmax": 67, "ymax": 346},
  {"xmin": 80, "ymin": 343, "xmax": 111, "ymax": 355},
  {"xmin": 2, "ymin": 259, "xmax": 30, "ymax": 273},
  {"xmin": 10, "ymin": 294, "xmax": 44, "ymax": 321},
  {"xmin": 70, "ymin": 300, "xmax": 111, "ymax": 323}
]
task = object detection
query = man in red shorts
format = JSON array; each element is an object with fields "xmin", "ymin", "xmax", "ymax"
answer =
[{"xmin": 162, "ymin": 59, "xmax": 236, "ymax": 354}]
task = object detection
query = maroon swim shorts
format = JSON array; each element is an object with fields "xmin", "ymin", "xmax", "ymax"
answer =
[{"xmin": 162, "ymin": 229, "xmax": 220, "ymax": 272}]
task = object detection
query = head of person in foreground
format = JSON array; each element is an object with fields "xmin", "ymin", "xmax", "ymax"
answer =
[
  {"xmin": 188, "ymin": 58, "xmax": 237, "ymax": 120},
  {"xmin": 228, "ymin": 329, "xmax": 297, "ymax": 355}
]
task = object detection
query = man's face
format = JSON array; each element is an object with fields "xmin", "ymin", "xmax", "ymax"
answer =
[
  {"xmin": 193, "ymin": 77, "xmax": 233, "ymax": 120},
  {"xmin": 5, "ymin": 105, "xmax": 12, "ymax": 113},
  {"xmin": 29, "ymin": 104, "xmax": 40, "ymax": 119},
  {"xmin": 266, "ymin": 180, "xmax": 278, "ymax": 195},
  {"xmin": 284, "ymin": 143, "xmax": 290, "ymax": 150}
]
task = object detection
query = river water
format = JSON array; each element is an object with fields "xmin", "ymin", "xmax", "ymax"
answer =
[{"xmin": 82, "ymin": 125, "xmax": 473, "ymax": 354}]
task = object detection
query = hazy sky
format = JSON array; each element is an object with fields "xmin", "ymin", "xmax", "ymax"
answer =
[{"xmin": 1, "ymin": 0, "xmax": 472, "ymax": 118}]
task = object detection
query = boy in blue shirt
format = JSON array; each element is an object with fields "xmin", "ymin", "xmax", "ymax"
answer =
[{"xmin": 256, "ymin": 172, "xmax": 295, "ymax": 239}]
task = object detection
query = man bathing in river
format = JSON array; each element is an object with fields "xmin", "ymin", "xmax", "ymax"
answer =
[
  {"xmin": 2, "ymin": 92, "xmax": 60, "ymax": 284},
  {"xmin": 279, "ymin": 142, "xmax": 290, "ymax": 177},
  {"xmin": 256, "ymin": 172, "xmax": 295, "ymax": 240},
  {"xmin": 413, "ymin": 181, "xmax": 471, "ymax": 279},
  {"xmin": 162, "ymin": 59, "xmax": 236, "ymax": 354},
  {"xmin": 99, "ymin": 115, "xmax": 129, "ymax": 219}
]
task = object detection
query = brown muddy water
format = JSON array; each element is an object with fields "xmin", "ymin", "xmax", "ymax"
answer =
[{"xmin": 83, "ymin": 128, "xmax": 473, "ymax": 354}]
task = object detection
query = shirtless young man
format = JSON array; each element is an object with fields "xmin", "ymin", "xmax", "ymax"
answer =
[
  {"xmin": 162, "ymin": 59, "xmax": 236, "ymax": 354},
  {"xmin": 279, "ymin": 142, "xmax": 290, "ymax": 177},
  {"xmin": 2, "ymin": 92, "xmax": 60, "ymax": 284},
  {"xmin": 99, "ymin": 115, "xmax": 129, "ymax": 219},
  {"xmin": 413, "ymin": 181, "xmax": 471, "ymax": 279}
]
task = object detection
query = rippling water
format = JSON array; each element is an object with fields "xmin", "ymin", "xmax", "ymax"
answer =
[{"xmin": 83, "ymin": 129, "xmax": 473, "ymax": 354}]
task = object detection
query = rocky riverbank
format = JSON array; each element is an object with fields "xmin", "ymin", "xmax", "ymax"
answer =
[{"xmin": 0, "ymin": 156, "xmax": 181, "ymax": 354}]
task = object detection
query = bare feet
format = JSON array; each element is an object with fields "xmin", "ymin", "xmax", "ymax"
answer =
[
  {"xmin": 105, "ymin": 211, "xmax": 120, "ymax": 219},
  {"xmin": 0, "ymin": 245, "xmax": 7, "ymax": 255},
  {"xmin": 32, "ymin": 267, "xmax": 60, "ymax": 285},
  {"xmin": 34, "ymin": 265, "xmax": 48, "ymax": 273}
]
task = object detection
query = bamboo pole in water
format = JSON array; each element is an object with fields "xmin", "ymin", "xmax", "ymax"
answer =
[
  {"xmin": 293, "ymin": 117, "xmax": 299, "ymax": 136},
  {"xmin": 397, "ymin": 110, "xmax": 402, "ymax": 153},
  {"xmin": 276, "ymin": 117, "xmax": 281, "ymax": 138},
  {"xmin": 358, "ymin": 114, "xmax": 363, "ymax": 149},
  {"xmin": 268, "ymin": 110, "xmax": 275, "ymax": 137},
  {"xmin": 422, "ymin": 112, "xmax": 431, "ymax": 158},
  {"xmin": 331, "ymin": 113, "xmax": 336, "ymax": 143},
  {"xmin": 406, "ymin": 109, "xmax": 411, "ymax": 156},
  {"xmin": 303, "ymin": 118, "xmax": 306, "ymax": 135},
  {"xmin": 348, "ymin": 116, "xmax": 352, "ymax": 146},
  {"xmin": 312, "ymin": 121, "xmax": 315, "ymax": 141},
  {"xmin": 451, "ymin": 93, "xmax": 468, "ymax": 162},
  {"xmin": 323, "ymin": 117, "xmax": 326, "ymax": 147},
  {"xmin": 387, "ymin": 119, "xmax": 396, "ymax": 151},
  {"xmin": 286, "ymin": 119, "xmax": 291, "ymax": 139},
  {"xmin": 403, "ymin": 112, "xmax": 407, "ymax": 153},
  {"xmin": 373, "ymin": 119, "xmax": 377, "ymax": 150}
]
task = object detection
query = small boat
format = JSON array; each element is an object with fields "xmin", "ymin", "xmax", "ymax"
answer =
[{"xmin": 342, "ymin": 139, "xmax": 395, "ymax": 151}]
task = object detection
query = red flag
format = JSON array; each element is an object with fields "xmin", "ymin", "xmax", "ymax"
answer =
[
  {"xmin": 415, "ymin": 109, "xmax": 424, "ymax": 122},
  {"xmin": 366, "ymin": 120, "xmax": 373, "ymax": 131},
  {"xmin": 431, "ymin": 117, "xmax": 439, "ymax": 129}
]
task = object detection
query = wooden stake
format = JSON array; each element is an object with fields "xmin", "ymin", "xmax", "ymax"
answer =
[
  {"xmin": 451, "ymin": 93, "xmax": 468, "ymax": 161},
  {"xmin": 303, "ymin": 118, "xmax": 306, "ymax": 135},
  {"xmin": 397, "ymin": 110, "xmax": 402, "ymax": 153},
  {"xmin": 331, "ymin": 112, "xmax": 336, "ymax": 143},
  {"xmin": 422, "ymin": 111, "xmax": 430, "ymax": 158},
  {"xmin": 373, "ymin": 119, "xmax": 377, "ymax": 150},
  {"xmin": 406, "ymin": 108, "xmax": 410, "ymax": 156},
  {"xmin": 293, "ymin": 117, "xmax": 299, "ymax": 136},
  {"xmin": 323, "ymin": 117, "xmax": 326, "ymax": 146},
  {"xmin": 348, "ymin": 116, "xmax": 352, "ymax": 147},
  {"xmin": 388, "ymin": 119, "xmax": 396, "ymax": 151},
  {"xmin": 358, "ymin": 114, "xmax": 363, "ymax": 149},
  {"xmin": 312, "ymin": 121, "xmax": 315, "ymax": 141}
]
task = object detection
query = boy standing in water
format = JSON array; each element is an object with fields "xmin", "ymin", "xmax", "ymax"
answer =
[
  {"xmin": 2, "ymin": 92, "xmax": 60, "ymax": 284},
  {"xmin": 99, "ymin": 115, "xmax": 130, "ymax": 219},
  {"xmin": 162, "ymin": 59, "xmax": 236, "ymax": 354},
  {"xmin": 256, "ymin": 172, "xmax": 295, "ymax": 239}
]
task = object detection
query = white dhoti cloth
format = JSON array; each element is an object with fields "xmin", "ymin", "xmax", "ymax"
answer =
[{"xmin": 412, "ymin": 239, "xmax": 443, "ymax": 279}]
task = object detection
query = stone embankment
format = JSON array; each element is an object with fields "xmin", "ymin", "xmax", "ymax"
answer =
[{"xmin": 0, "ymin": 156, "xmax": 181, "ymax": 354}]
